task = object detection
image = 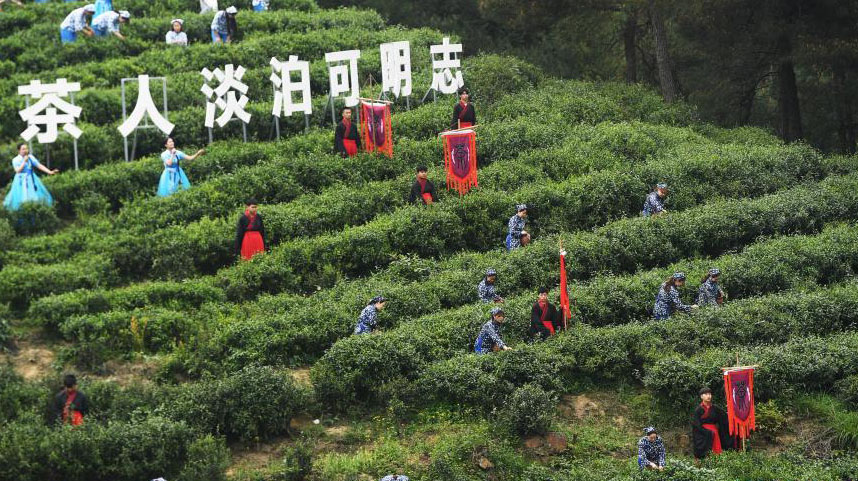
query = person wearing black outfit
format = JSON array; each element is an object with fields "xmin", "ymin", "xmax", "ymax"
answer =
[
  {"xmin": 334, "ymin": 108, "xmax": 361, "ymax": 157},
  {"xmin": 691, "ymin": 387, "xmax": 734, "ymax": 460},
  {"xmin": 450, "ymin": 87, "xmax": 476, "ymax": 130},
  {"xmin": 409, "ymin": 165, "xmax": 437, "ymax": 205},
  {"xmin": 235, "ymin": 198, "xmax": 266, "ymax": 260},
  {"xmin": 53, "ymin": 374, "xmax": 89, "ymax": 426},
  {"xmin": 529, "ymin": 287, "xmax": 563, "ymax": 341}
]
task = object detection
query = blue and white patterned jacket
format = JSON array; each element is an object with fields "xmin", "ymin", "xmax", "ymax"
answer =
[
  {"xmin": 354, "ymin": 304, "xmax": 378, "ymax": 335},
  {"xmin": 652, "ymin": 282, "xmax": 692, "ymax": 320},
  {"xmin": 642, "ymin": 191, "xmax": 666, "ymax": 217},
  {"xmin": 475, "ymin": 320, "xmax": 506, "ymax": 354}
]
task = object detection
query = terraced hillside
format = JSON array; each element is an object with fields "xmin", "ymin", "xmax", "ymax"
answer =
[{"xmin": 1, "ymin": 1, "xmax": 858, "ymax": 480}]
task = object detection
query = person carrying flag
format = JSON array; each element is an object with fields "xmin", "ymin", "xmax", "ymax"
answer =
[{"xmin": 529, "ymin": 287, "xmax": 563, "ymax": 341}]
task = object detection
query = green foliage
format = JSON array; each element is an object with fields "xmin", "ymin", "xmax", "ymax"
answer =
[
  {"xmin": 500, "ymin": 384, "xmax": 555, "ymax": 436},
  {"xmin": 177, "ymin": 435, "xmax": 231, "ymax": 481},
  {"xmin": 753, "ymin": 400, "xmax": 788, "ymax": 442},
  {"xmin": 2, "ymin": 202, "xmax": 61, "ymax": 236},
  {"xmin": 0, "ymin": 416, "xmax": 203, "ymax": 481},
  {"xmin": 165, "ymin": 366, "xmax": 308, "ymax": 442},
  {"xmin": 0, "ymin": 365, "xmax": 47, "ymax": 424}
]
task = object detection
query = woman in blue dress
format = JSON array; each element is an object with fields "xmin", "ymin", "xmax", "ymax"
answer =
[
  {"xmin": 157, "ymin": 137, "xmax": 205, "ymax": 197},
  {"xmin": 4, "ymin": 143, "xmax": 58, "ymax": 211},
  {"xmin": 93, "ymin": 0, "xmax": 112, "ymax": 18}
]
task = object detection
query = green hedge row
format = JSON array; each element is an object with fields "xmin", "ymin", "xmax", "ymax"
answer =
[
  {"xmin": 0, "ymin": 416, "xmax": 221, "ymax": 481},
  {"xmin": 0, "ymin": 7, "xmax": 365, "ymax": 77},
  {"xmin": 415, "ymin": 278, "xmax": 858, "ymax": 414},
  {"xmin": 0, "ymin": 364, "xmax": 308, "ymax": 481},
  {"xmin": 308, "ymin": 218, "xmax": 858, "ymax": 408},
  {"xmin": 29, "ymin": 278, "xmax": 223, "ymax": 329},
  {"xmin": 187, "ymin": 171, "xmax": 858, "ymax": 378},
  {"xmin": 7, "ymin": 112, "xmax": 651, "ymax": 308},
  {"xmin": 0, "ymin": 0, "xmax": 318, "ymax": 41},
  {"xmin": 213, "ymin": 139, "xmax": 828, "ymax": 300},
  {"xmin": 0, "ymin": 254, "xmax": 116, "ymax": 309}
]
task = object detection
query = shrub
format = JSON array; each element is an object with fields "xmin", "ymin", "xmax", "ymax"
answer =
[
  {"xmin": 177, "ymin": 435, "xmax": 230, "ymax": 481},
  {"xmin": 0, "ymin": 416, "xmax": 200, "ymax": 481},
  {"xmin": 165, "ymin": 366, "xmax": 307, "ymax": 442},
  {"xmin": 2, "ymin": 202, "xmax": 61, "ymax": 236},
  {"xmin": 500, "ymin": 384, "xmax": 555, "ymax": 436}
]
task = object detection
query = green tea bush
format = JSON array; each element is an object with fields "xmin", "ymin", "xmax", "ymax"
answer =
[
  {"xmin": 165, "ymin": 366, "xmax": 307, "ymax": 442},
  {"xmin": 28, "ymin": 278, "xmax": 222, "ymax": 329},
  {"xmin": 500, "ymin": 384, "xmax": 555, "ymax": 436},
  {"xmin": 0, "ymin": 254, "xmax": 117, "ymax": 309},
  {"xmin": 0, "ymin": 415, "xmax": 202, "ymax": 481},
  {"xmin": 177, "ymin": 434, "xmax": 231, "ymax": 481},
  {"xmin": 1, "ymin": 202, "xmax": 61, "ymax": 236}
]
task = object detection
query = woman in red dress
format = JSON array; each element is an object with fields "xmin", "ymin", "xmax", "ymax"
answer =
[{"xmin": 235, "ymin": 199, "xmax": 266, "ymax": 260}]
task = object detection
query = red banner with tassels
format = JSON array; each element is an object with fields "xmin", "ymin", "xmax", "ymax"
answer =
[
  {"xmin": 724, "ymin": 368, "xmax": 756, "ymax": 439},
  {"xmin": 441, "ymin": 129, "xmax": 477, "ymax": 195},
  {"xmin": 360, "ymin": 101, "xmax": 393, "ymax": 158}
]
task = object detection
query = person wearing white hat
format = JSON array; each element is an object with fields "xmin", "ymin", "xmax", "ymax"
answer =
[
  {"xmin": 166, "ymin": 18, "xmax": 188, "ymax": 46},
  {"xmin": 59, "ymin": 4, "xmax": 96, "ymax": 44},
  {"xmin": 92, "ymin": 9, "xmax": 130, "ymax": 40},
  {"xmin": 211, "ymin": 5, "xmax": 238, "ymax": 44}
]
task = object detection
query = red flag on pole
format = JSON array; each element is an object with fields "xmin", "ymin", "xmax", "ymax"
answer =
[
  {"xmin": 559, "ymin": 248, "xmax": 572, "ymax": 329},
  {"xmin": 723, "ymin": 368, "xmax": 756, "ymax": 439},
  {"xmin": 441, "ymin": 129, "xmax": 478, "ymax": 195},
  {"xmin": 360, "ymin": 101, "xmax": 393, "ymax": 158}
]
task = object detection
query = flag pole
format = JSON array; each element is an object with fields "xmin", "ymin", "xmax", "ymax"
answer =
[{"xmin": 560, "ymin": 236, "xmax": 568, "ymax": 330}]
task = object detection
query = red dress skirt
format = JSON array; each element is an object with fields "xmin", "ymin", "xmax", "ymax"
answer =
[
  {"xmin": 343, "ymin": 139, "xmax": 358, "ymax": 156},
  {"xmin": 703, "ymin": 424, "xmax": 722, "ymax": 454},
  {"xmin": 241, "ymin": 230, "xmax": 265, "ymax": 260},
  {"xmin": 459, "ymin": 121, "xmax": 473, "ymax": 128}
]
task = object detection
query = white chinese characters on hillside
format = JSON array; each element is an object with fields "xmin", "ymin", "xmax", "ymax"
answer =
[
  {"xmin": 18, "ymin": 79, "xmax": 83, "ymax": 143},
  {"xmin": 17, "ymin": 39, "xmax": 465, "ymax": 144},
  {"xmin": 201, "ymin": 64, "xmax": 252, "ymax": 129},
  {"xmin": 270, "ymin": 55, "xmax": 313, "ymax": 117},
  {"xmin": 118, "ymin": 75, "xmax": 175, "ymax": 138}
]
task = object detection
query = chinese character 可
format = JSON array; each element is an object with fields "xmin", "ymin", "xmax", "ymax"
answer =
[{"xmin": 325, "ymin": 50, "xmax": 361, "ymax": 107}]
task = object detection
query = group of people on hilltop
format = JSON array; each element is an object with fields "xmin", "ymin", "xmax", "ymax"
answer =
[{"xmin": 54, "ymin": 1, "xmax": 268, "ymax": 45}]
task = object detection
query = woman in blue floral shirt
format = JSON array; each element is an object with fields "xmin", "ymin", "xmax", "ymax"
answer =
[
  {"xmin": 696, "ymin": 268, "xmax": 725, "ymax": 306},
  {"xmin": 474, "ymin": 307, "xmax": 511, "ymax": 354},
  {"xmin": 354, "ymin": 296, "xmax": 387, "ymax": 335},
  {"xmin": 506, "ymin": 204, "xmax": 530, "ymax": 250},
  {"xmin": 642, "ymin": 182, "xmax": 669, "ymax": 217},
  {"xmin": 477, "ymin": 268, "xmax": 504, "ymax": 304},
  {"xmin": 652, "ymin": 272, "xmax": 697, "ymax": 320},
  {"xmin": 637, "ymin": 426, "xmax": 665, "ymax": 471}
]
